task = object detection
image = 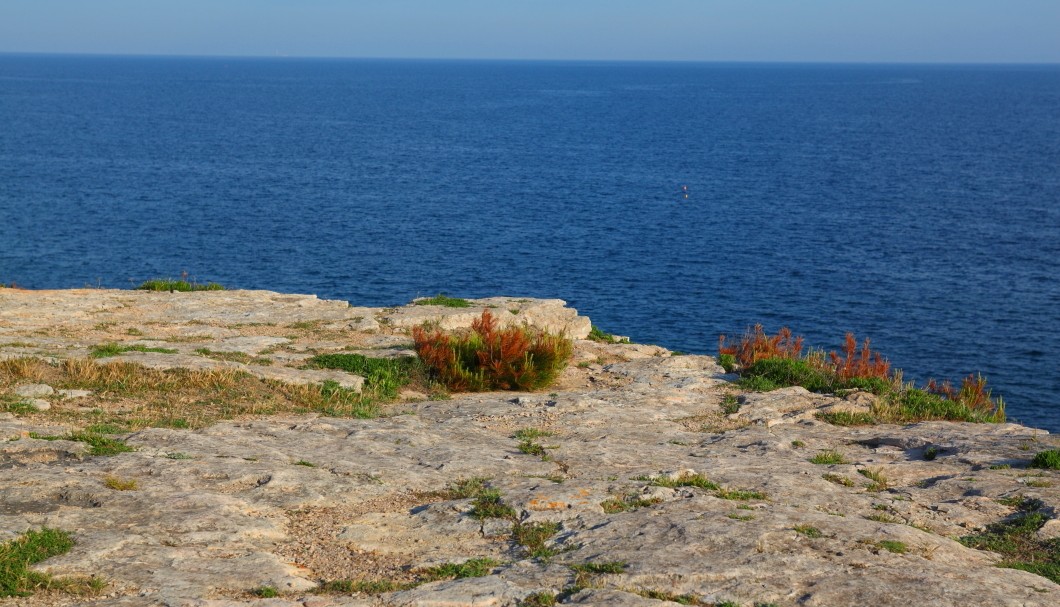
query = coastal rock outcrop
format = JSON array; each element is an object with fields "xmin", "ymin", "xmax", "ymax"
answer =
[{"xmin": 0, "ymin": 288, "xmax": 1057, "ymax": 606}]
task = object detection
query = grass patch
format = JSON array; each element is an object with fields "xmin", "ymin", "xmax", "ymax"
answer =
[
  {"xmin": 600, "ymin": 495, "xmax": 662, "ymax": 514},
  {"xmin": 513, "ymin": 428, "xmax": 554, "ymax": 440},
  {"xmin": 418, "ymin": 558, "xmax": 499, "ymax": 581},
  {"xmin": 0, "ymin": 357, "xmax": 399, "ymax": 430},
  {"xmin": 632, "ymin": 589, "xmax": 706, "ymax": 605},
  {"xmin": 960, "ymin": 497, "xmax": 1060, "ymax": 583},
  {"xmin": 520, "ymin": 591, "xmax": 558, "ymax": 606},
  {"xmin": 810, "ymin": 450, "xmax": 848, "ymax": 465},
  {"xmin": 512, "ymin": 521, "xmax": 561, "ymax": 560},
  {"xmin": 414, "ymin": 294, "xmax": 471, "ymax": 308},
  {"xmin": 470, "ymin": 489, "xmax": 517, "ymax": 520},
  {"xmin": 716, "ymin": 488, "xmax": 767, "ymax": 501},
  {"xmin": 90, "ymin": 343, "xmax": 177, "ymax": 358},
  {"xmin": 876, "ymin": 540, "xmax": 908, "ymax": 554},
  {"xmin": 794, "ymin": 525, "xmax": 823, "ymax": 538},
  {"xmin": 194, "ymin": 348, "xmax": 272, "ymax": 366},
  {"xmin": 313, "ymin": 576, "xmax": 409, "ymax": 593},
  {"xmin": 30, "ymin": 431, "xmax": 134, "ymax": 456},
  {"xmin": 722, "ymin": 326, "xmax": 1004, "ymax": 424},
  {"xmin": 0, "ymin": 528, "xmax": 74, "ymax": 597},
  {"xmin": 638, "ymin": 473, "xmax": 719, "ymax": 490},
  {"xmin": 1030, "ymin": 449, "xmax": 1060, "ymax": 470},
  {"xmin": 308, "ymin": 353, "xmax": 423, "ymax": 400},
  {"xmin": 815, "ymin": 411, "xmax": 876, "ymax": 426},
  {"xmin": 413, "ymin": 310, "xmax": 572, "ymax": 392},
  {"xmin": 721, "ymin": 394, "xmax": 740, "ymax": 415},
  {"xmin": 316, "ymin": 579, "xmax": 411, "ymax": 594},
  {"xmin": 253, "ymin": 586, "xmax": 279, "ymax": 598},
  {"xmin": 293, "ymin": 460, "xmax": 316, "ymax": 467},
  {"xmin": 588, "ymin": 325, "xmax": 629, "ymax": 344},
  {"xmin": 102, "ymin": 475, "xmax": 137, "ymax": 491},
  {"xmin": 446, "ymin": 477, "xmax": 490, "ymax": 499},
  {"xmin": 859, "ymin": 468, "xmax": 890, "ymax": 492},
  {"xmin": 518, "ymin": 439, "xmax": 549, "ymax": 459},
  {"xmin": 570, "ymin": 561, "xmax": 626, "ymax": 575},
  {"xmin": 137, "ymin": 278, "xmax": 224, "ymax": 292}
]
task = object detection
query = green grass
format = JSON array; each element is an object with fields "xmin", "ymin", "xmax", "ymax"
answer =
[
  {"xmin": 137, "ymin": 279, "xmax": 224, "ymax": 292},
  {"xmin": 1030, "ymin": 449, "xmax": 1060, "ymax": 470},
  {"xmin": 794, "ymin": 525, "xmax": 823, "ymax": 538},
  {"xmin": 316, "ymin": 579, "xmax": 411, "ymax": 594},
  {"xmin": 815, "ymin": 411, "xmax": 876, "ymax": 426},
  {"xmin": 513, "ymin": 428, "xmax": 554, "ymax": 440},
  {"xmin": 716, "ymin": 488, "xmax": 767, "ymax": 501},
  {"xmin": 721, "ymin": 394, "xmax": 741, "ymax": 415},
  {"xmin": 293, "ymin": 460, "xmax": 316, "ymax": 467},
  {"xmin": 822, "ymin": 473, "xmax": 855, "ymax": 487},
  {"xmin": 959, "ymin": 497, "xmax": 1060, "ymax": 584},
  {"xmin": 638, "ymin": 473, "xmax": 720, "ymax": 490},
  {"xmin": 253, "ymin": 586, "xmax": 279, "ymax": 598},
  {"xmin": 308, "ymin": 353, "xmax": 422, "ymax": 400},
  {"xmin": 600, "ymin": 495, "xmax": 662, "ymax": 514},
  {"xmin": 718, "ymin": 353, "xmax": 737, "ymax": 373},
  {"xmin": 447, "ymin": 477, "xmax": 490, "ymax": 499},
  {"xmin": 418, "ymin": 558, "xmax": 499, "ymax": 581},
  {"xmin": 414, "ymin": 294, "xmax": 471, "ymax": 308},
  {"xmin": 0, "ymin": 528, "xmax": 74, "ymax": 597},
  {"xmin": 810, "ymin": 450, "xmax": 848, "ymax": 465},
  {"xmin": 518, "ymin": 439, "xmax": 548, "ymax": 458},
  {"xmin": 859, "ymin": 468, "xmax": 890, "ymax": 491},
  {"xmin": 30, "ymin": 432, "xmax": 134, "ymax": 456},
  {"xmin": 470, "ymin": 489, "xmax": 517, "ymax": 520},
  {"xmin": 512, "ymin": 521, "xmax": 560, "ymax": 560},
  {"xmin": 520, "ymin": 591, "xmax": 558, "ymax": 606},
  {"xmin": 734, "ymin": 351, "xmax": 1005, "ymax": 425},
  {"xmin": 90, "ymin": 343, "xmax": 177, "ymax": 358},
  {"xmin": 633, "ymin": 589, "xmax": 705, "ymax": 605},
  {"xmin": 569, "ymin": 561, "xmax": 626, "ymax": 575},
  {"xmin": 876, "ymin": 540, "xmax": 908, "ymax": 554},
  {"xmin": 588, "ymin": 325, "xmax": 630, "ymax": 344}
]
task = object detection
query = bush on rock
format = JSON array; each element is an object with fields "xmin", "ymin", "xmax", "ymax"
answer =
[{"xmin": 413, "ymin": 310, "xmax": 572, "ymax": 392}]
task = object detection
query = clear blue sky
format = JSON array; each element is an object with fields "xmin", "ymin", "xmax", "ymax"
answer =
[{"xmin": 1, "ymin": 0, "xmax": 1058, "ymax": 63}]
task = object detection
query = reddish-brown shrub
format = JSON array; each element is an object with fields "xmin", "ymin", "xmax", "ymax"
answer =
[
  {"xmin": 718, "ymin": 324, "xmax": 803, "ymax": 368},
  {"xmin": 927, "ymin": 373, "xmax": 1000, "ymax": 414},
  {"xmin": 828, "ymin": 333, "xmax": 891, "ymax": 381},
  {"xmin": 413, "ymin": 310, "xmax": 572, "ymax": 392}
]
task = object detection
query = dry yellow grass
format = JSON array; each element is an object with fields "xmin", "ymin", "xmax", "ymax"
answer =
[{"xmin": 1, "ymin": 356, "xmax": 391, "ymax": 431}]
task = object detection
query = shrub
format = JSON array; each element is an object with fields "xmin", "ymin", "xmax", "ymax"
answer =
[
  {"xmin": 1030, "ymin": 450, "xmax": 1060, "ymax": 470},
  {"xmin": 829, "ymin": 333, "xmax": 891, "ymax": 381},
  {"xmin": 137, "ymin": 279, "xmax": 224, "ymax": 292},
  {"xmin": 413, "ymin": 310, "xmax": 572, "ymax": 391},
  {"xmin": 414, "ymin": 294, "xmax": 470, "ymax": 308},
  {"xmin": 718, "ymin": 324, "xmax": 803, "ymax": 368}
]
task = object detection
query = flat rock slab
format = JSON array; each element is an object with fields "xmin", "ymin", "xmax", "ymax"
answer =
[{"xmin": 0, "ymin": 289, "xmax": 1057, "ymax": 607}]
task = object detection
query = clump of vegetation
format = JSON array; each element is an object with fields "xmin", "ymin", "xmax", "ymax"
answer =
[
  {"xmin": 413, "ymin": 310, "xmax": 572, "ymax": 391},
  {"xmin": 633, "ymin": 589, "xmax": 706, "ymax": 605},
  {"xmin": 195, "ymin": 348, "xmax": 272, "ymax": 366},
  {"xmin": 876, "ymin": 540, "xmax": 908, "ymax": 554},
  {"xmin": 638, "ymin": 472, "xmax": 719, "ymax": 490},
  {"xmin": 810, "ymin": 450, "xmax": 848, "ymax": 465},
  {"xmin": 102, "ymin": 475, "xmax": 138, "ymax": 491},
  {"xmin": 0, "ymin": 357, "xmax": 395, "ymax": 429},
  {"xmin": 720, "ymin": 325, "xmax": 1005, "ymax": 424},
  {"xmin": 29, "ymin": 431, "xmax": 134, "ymax": 457},
  {"xmin": 90, "ymin": 343, "xmax": 177, "ymax": 358},
  {"xmin": 794, "ymin": 525, "xmax": 823, "ymax": 538},
  {"xmin": 418, "ymin": 558, "xmax": 499, "ymax": 581},
  {"xmin": 470, "ymin": 488, "xmax": 517, "ymax": 520},
  {"xmin": 512, "ymin": 521, "xmax": 561, "ymax": 560},
  {"xmin": 601, "ymin": 495, "xmax": 662, "ymax": 514},
  {"xmin": 859, "ymin": 468, "xmax": 890, "ymax": 492},
  {"xmin": 414, "ymin": 294, "xmax": 471, "ymax": 308},
  {"xmin": 960, "ymin": 497, "xmax": 1060, "ymax": 583},
  {"xmin": 815, "ymin": 411, "xmax": 876, "ymax": 426},
  {"xmin": 308, "ymin": 353, "xmax": 423, "ymax": 400},
  {"xmin": 0, "ymin": 528, "xmax": 102, "ymax": 598},
  {"xmin": 137, "ymin": 278, "xmax": 224, "ymax": 292},
  {"xmin": 588, "ymin": 325, "xmax": 629, "ymax": 344},
  {"xmin": 316, "ymin": 578, "xmax": 411, "ymax": 594},
  {"xmin": 253, "ymin": 586, "xmax": 279, "ymax": 598},
  {"xmin": 520, "ymin": 591, "xmax": 558, "ymax": 606},
  {"xmin": 822, "ymin": 473, "xmax": 855, "ymax": 487},
  {"xmin": 1030, "ymin": 449, "xmax": 1060, "ymax": 470}
]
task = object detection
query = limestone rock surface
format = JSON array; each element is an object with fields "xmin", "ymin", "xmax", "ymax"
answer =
[{"xmin": 0, "ymin": 288, "xmax": 1057, "ymax": 607}]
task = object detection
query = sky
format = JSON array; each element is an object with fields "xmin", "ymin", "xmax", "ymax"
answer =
[{"xmin": 1, "ymin": 0, "xmax": 1058, "ymax": 63}]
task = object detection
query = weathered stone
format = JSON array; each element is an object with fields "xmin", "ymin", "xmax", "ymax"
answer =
[
  {"xmin": 0, "ymin": 289, "xmax": 1057, "ymax": 607},
  {"xmin": 14, "ymin": 383, "xmax": 54, "ymax": 397},
  {"xmin": 25, "ymin": 398, "xmax": 51, "ymax": 411},
  {"xmin": 58, "ymin": 389, "xmax": 94, "ymax": 399}
]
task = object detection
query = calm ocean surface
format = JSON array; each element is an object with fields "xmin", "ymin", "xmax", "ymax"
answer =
[{"xmin": 1, "ymin": 55, "xmax": 1058, "ymax": 430}]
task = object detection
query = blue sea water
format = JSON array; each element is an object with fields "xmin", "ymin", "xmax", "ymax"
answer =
[{"xmin": 1, "ymin": 55, "xmax": 1058, "ymax": 431}]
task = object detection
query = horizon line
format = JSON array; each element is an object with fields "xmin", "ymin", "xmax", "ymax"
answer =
[{"xmin": 2, "ymin": 50, "xmax": 1059, "ymax": 67}]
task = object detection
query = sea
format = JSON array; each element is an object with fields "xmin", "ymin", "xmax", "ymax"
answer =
[{"xmin": 1, "ymin": 55, "xmax": 1058, "ymax": 431}]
